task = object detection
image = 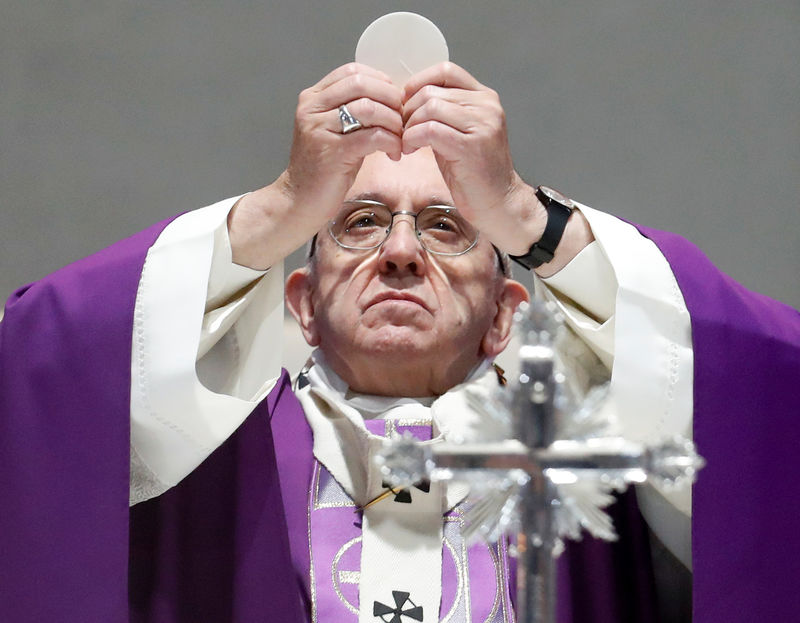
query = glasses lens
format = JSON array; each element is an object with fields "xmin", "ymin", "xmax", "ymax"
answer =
[
  {"xmin": 330, "ymin": 202, "xmax": 393, "ymax": 249},
  {"xmin": 416, "ymin": 206, "xmax": 478, "ymax": 254}
]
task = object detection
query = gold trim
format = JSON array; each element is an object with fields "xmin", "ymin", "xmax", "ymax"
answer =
[
  {"xmin": 440, "ymin": 515, "xmax": 466, "ymax": 623},
  {"xmin": 482, "ymin": 542, "xmax": 503, "ymax": 623},
  {"xmin": 457, "ymin": 512, "xmax": 472, "ymax": 623},
  {"xmin": 308, "ymin": 462, "xmax": 318, "ymax": 622},
  {"xmin": 313, "ymin": 463, "xmax": 357, "ymax": 509},
  {"xmin": 500, "ymin": 538, "xmax": 515, "ymax": 623}
]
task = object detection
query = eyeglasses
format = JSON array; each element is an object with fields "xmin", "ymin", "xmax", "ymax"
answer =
[{"xmin": 328, "ymin": 199, "xmax": 479, "ymax": 256}]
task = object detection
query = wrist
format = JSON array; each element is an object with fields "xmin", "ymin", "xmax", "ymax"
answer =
[
  {"xmin": 510, "ymin": 186, "xmax": 582, "ymax": 273},
  {"xmin": 227, "ymin": 175, "xmax": 298, "ymax": 270},
  {"xmin": 497, "ymin": 177, "xmax": 548, "ymax": 256}
]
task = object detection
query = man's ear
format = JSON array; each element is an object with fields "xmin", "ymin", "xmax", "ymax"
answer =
[
  {"xmin": 285, "ymin": 267, "xmax": 320, "ymax": 347},
  {"xmin": 481, "ymin": 278, "xmax": 530, "ymax": 358}
]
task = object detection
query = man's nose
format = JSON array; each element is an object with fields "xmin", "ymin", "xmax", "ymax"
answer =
[{"xmin": 377, "ymin": 217, "xmax": 426, "ymax": 276}]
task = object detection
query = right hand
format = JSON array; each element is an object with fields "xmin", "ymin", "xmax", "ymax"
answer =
[
  {"xmin": 287, "ymin": 62, "xmax": 403, "ymax": 217},
  {"xmin": 229, "ymin": 63, "xmax": 403, "ymax": 269}
]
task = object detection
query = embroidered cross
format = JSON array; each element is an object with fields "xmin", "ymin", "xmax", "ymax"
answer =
[
  {"xmin": 373, "ymin": 590, "xmax": 423, "ymax": 622},
  {"xmin": 381, "ymin": 479, "xmax": 430, "ymax": 504}
]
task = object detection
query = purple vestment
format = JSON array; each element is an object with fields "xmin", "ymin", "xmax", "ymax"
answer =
[
  {"xmin": 1, "ymin": 218, "xmax": 798, "ymax": 622},
  {"xmin": 636, "ymin": 226, "xmax": 800, "ymax": 622}
]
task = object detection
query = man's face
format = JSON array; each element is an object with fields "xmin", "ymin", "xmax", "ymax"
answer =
[{"xmin": 286, "ymin": 148, "xmax": 525, "ymax": 395}]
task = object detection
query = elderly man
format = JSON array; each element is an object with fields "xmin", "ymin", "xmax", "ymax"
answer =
[{"xmin": 2, "ymin": 61, "xmax": 798, "ymax": 623}]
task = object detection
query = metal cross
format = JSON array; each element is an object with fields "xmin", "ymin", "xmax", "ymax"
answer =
[{"xmin": 376, "ymin": 300, "xmax": 704, "ymax": 623}]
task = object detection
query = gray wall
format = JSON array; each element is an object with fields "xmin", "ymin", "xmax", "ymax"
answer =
[{"xmin": 2, "ymin": 0, "xmax": 798, "ymax": 309}]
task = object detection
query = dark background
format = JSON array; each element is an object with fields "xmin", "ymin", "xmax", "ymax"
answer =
[{"xmin": 2, "ymin": 1, "xmax": 798, "ymax": 308}]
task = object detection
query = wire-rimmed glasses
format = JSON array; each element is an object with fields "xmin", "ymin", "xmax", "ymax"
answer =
[{"xmin": 328, "ymin": 199, "xmax": 479, "ymax": 256}]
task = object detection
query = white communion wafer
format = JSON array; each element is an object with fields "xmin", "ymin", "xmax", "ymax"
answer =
[{"xmin": 355, "ymin": 12, "xmax": 449, "ymax": 86}]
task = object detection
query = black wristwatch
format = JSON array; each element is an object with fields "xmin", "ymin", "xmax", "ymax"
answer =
[{"xmin": 510, "ymin": 185, "xmax": 575, "ymax": 270}]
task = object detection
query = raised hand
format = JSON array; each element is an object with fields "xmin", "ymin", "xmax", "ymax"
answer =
[
  {"xmin": 401, "ymin": 62, "xmax": 544, "ymax": 257},
  {"xmin": 229, "ymin": 63, "xmax": 403, "ymax": 269},
  {"xmin": 286, "ymin": 63, "xmax": 404, "ymax": 218}
]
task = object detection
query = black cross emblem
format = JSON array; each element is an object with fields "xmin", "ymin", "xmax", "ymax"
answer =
[
  {"xmin": 373, "ymin": 590, "xmax": 423, "ymax": 622},
  {"xmin": 380, "ymin": 479, "xmax": 430, "ymax": 504}
]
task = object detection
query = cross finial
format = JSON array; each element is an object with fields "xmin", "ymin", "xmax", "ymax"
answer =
[{"xmin": 376, "ymin": 299, "xmax": 704, "ymax": 623}]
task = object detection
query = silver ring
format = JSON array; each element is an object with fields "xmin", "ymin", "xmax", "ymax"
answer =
[{"xmin": 338, "ymin": 104, "xmax": 363, "ymax": 134}]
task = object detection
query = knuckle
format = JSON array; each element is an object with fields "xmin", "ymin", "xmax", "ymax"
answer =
[
  {"xmin": 369, "ymin": 128, "xmax": 387, "ymax": 145},
  {"xmin": 420, "ymin": 120, "xmax": 438, "ymax": 142},
  {"xmin": 485, "ymin": 114, "xmax": 502, "ymax": 133},
  {"xmin": 349, "ymin": 73, "xmax": 365, "ymax": 92},
  {"xmin": 423, "ymin": 84, "xmax": 439, "ymax": 99},
  {"xmin": 297, "ymin": 88, "xmax": 312, "ymax": 107},
  {"xmin": 359, "ymin": 97, "xmax": 378, "ymax": 118},
  {"xmin": 424, "ymin": 97, "xmax": 441, "ymax": 116}
]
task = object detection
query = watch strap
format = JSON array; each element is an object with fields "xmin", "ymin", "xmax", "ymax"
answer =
[{"xmin": 510, "ymin": 187, "xmax": 573, "ymax": 270}]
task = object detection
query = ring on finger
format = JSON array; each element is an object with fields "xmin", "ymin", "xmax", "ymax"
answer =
[{"xmin": 338, "ymin": 104, "xmax": 363, "ymax": 134}]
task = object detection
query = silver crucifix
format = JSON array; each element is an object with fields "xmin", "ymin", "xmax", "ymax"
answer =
[{"xmin": 376, "ymin": 299, "xmax": 704, "ymax": 623}]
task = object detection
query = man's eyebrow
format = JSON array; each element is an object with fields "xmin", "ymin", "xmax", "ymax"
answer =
[
  {"xmin": 345, "ymin": 192, "xmax": 389, "ymax": 204},
  {"xmin": 344, "ymin": 192, "xmax": 455, "ymax": 208},
  {"xmin": 427, "ymin": 195, "xmax": 456, "ymax": 207}
]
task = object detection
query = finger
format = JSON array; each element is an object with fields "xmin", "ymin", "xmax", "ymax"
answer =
[
  {"xmin": 346, "ymin": 127, "xmax": 403, "ymax": 162},
  {"xmin": 402, "ymin": 120, "xmax": 465, "ymax": 160},
  {"xmin": 403, "ymin": 84, "xmax": 490, "ymax": 120},
  {"xmin": 312, "ymin": 73, "xmax": 403, "ymax": 114},
  {"xmin": 312, "ymin": 62, "xmax": 393, "ymax": 91},
  {"xmin": 403, "ymin": 61, "xmax": 483, "ymax": 102},
  {"xmin": 404, "ymin": 97, "xmax": 476, "ymax": 134},
  {"xmin": 329, "ymin": 98, "xmax": 403, "ymax": 137}
]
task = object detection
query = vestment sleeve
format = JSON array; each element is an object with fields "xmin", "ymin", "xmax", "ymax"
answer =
[
  {"xmin": 129, "ymin": 196, "xmax": 285, "ymax": 504},
  {"xmin": 535, "ymin": 204, "xmax": 694, "ymax": 567}
]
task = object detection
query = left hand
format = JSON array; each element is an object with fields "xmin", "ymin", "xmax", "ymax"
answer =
[{"xmin": 402, "ymin": 62, "xmax": 545, "ymax": 255}]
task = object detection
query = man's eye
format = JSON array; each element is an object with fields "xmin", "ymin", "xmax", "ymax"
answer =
[
  {"xmin": 421, "ymin": 214, "xmax": 461, "ymax": 235},
  {"xmin": 429, "ymin": 218, "xmax": 456, "ymax": 232},
  {"xmin": 345, "ymin": 211, "xmax": 380, "ymax": 230}
]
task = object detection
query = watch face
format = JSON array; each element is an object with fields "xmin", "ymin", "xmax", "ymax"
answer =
[{"xmin": 540, "ymin": 185, "xmax": 575, "ymax": 209}]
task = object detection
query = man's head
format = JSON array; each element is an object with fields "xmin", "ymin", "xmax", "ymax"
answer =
[{"xmin": 286, "ymin": 148, "xmax": 528, "ymax": 397}]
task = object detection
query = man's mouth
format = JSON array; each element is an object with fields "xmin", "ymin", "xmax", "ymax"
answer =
[{"xmin": 366, "ymin": 292, "xmax": 430, "ymax": 312}]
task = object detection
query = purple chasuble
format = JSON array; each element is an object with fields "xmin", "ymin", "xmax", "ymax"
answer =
[
  {"xmin": 0, "ymin": 219, "xmax": 173, "ymax": 620},
  {"xmin": 635, "ymin": 225, "xmax": 800, "ymax": 623},
  {"xmin": 0, "ymin": 219, "xmax": 304, "ymax": 622},
  {"xmin": 2, "ymin": 216, "xmax": 798, "ymax": 622}
]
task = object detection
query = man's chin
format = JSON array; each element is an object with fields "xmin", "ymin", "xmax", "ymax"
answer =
[{"xmin": 359, "ymin": 325, "xmax": 436, "ymax": 356}]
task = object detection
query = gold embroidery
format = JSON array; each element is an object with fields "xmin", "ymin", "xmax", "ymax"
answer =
[
  {"xmin": 338, "ymin": 570, "xmax": 360, "ymax": 584},
  {"xmin": 331, "ymin": 536, "xmax": 361, "ymax": 615}
]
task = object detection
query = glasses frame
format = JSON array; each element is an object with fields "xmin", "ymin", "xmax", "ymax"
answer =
[{"xmin": 327, "ymin": 199, "xmax": 480, "ymax": 257}]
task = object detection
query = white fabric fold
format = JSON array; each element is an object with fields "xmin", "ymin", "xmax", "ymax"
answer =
[
  {"xmin": 536, "ymin": 203, "xmax": 694, "ymax": 568},
  {"xmin": 129, "ymin": 196, "xmax": 283, "ymax": 504}
]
